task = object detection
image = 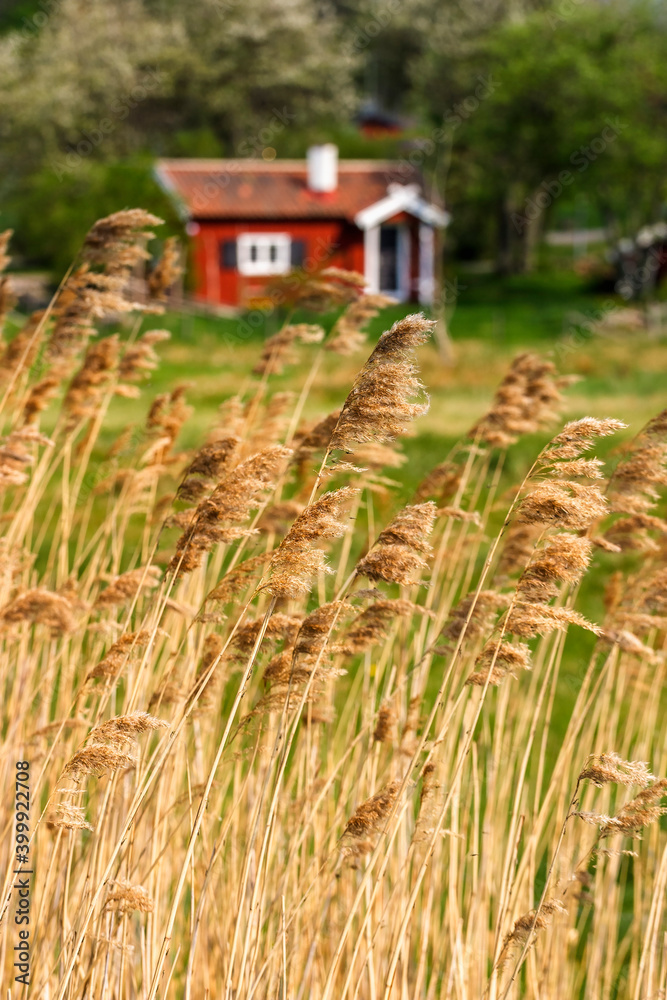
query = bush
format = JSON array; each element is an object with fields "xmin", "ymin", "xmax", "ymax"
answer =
[{"xmin": 4, "ymin": 156, "xmax": 183, "ymax": 274}]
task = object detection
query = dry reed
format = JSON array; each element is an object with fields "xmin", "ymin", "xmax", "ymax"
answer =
[{"xmin": 0, "ymin": 215, "xmax": 664, "ymax": 1000}]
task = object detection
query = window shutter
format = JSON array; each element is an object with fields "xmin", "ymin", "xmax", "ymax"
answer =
[
  {"xmin": 290, "ymin": 239, "xmax": 306, "ymax": 268},
  {"xmin": 220, "ymin": 240, "xmax": 237, "ymax": 269}
]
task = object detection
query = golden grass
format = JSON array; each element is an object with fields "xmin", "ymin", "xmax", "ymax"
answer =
[{"xmin": 0, "ymin": 214, "xmax": 666, "ymax": 1000}]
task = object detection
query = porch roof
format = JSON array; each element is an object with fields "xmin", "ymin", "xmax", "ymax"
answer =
[{"xmin": 354, "ymin": 184, "xmax": 450, "ymax": 230}]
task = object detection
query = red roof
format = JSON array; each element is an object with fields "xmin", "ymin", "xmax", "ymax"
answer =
[{"xmin": 155, "ymin": 158, "xmax": 423, "ymax": 222}]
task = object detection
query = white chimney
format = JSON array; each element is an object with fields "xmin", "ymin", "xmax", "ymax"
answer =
[{"xmin": 307, "ymin": 143, "xmax": 338, "ymax": 192}]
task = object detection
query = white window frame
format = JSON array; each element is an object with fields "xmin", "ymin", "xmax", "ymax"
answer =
[{"xmin": 236, "ymin": 233, "xmax": 292, "ymax": 276}]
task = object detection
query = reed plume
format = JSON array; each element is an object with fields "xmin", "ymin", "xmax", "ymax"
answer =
[
  {"xmin": 414, "ymin": 460, "xmax": 461, "ymax": 503},
  {"xmin": 541, "ymin": 416, "xmax": 628, "ymax": 462},
  {"xmin": 265, "ymin": 486, "xmax": 359, "ymax": 598},
  {"xmin": 88, "ymin": 711, "xmax": 168, "ymax": 746},
  {"xmin": 504, "ymin": 603, "xmax": 601, "ymax": 639},
  {"xmin": 206, "ymin": 553, "xmax": 273, "ymax": 605},
  {"xmin": 517, "ymin": 481, "xmax": 608, "ymax": 530},
  {"xmin": 413, "ymin": 763, "xmax": 448, "ymax": 843},
  {"xmin": 176, "ymin": 437, "xmax": 240, "ymax": 502},
  {"xmin": 326, "ymin": 293, "xmax": 394, "ymax": 355},
  {"xmin": 63, "ymin": 335, "xmax": 119, "ymax": 422},
  {"xmin": 63, "ymin": 744, "xmax": 138, "ymax": 781},
  {"xmin": 470, "ymin": 352, "xmax": 575, "ymax": 447},
  {"xmin": 144, "ymin": 384, "xmax": 192, "ymax": 466},
  {"xmin": 47, "ymin": 804, "xmax": 94, "ymax": 832},
  {"xmin": 105, "ymin": 880, "xmax": 154, "ymax": 914},
  {"xmin": 1, "ymin": 587, "xmax": 77, "ymax": 634},
  {"xmin": 597, "ymin": 627, "xmax": 663, "ymax": 664},
  {"xmin": 373, "ymin": 701, "xmax": 398, "ymax": 743},
  {"xmin": 148, "ymin": 236, "xmax": 182, "ymax": 301},
  {"xmin": 231, "ymin": 614, "xmax": 302, "ymax": 656},
  {"xmin": 329, "ymin": 313, "xmax": 434, "ymax": 452},
  {"xmin": 0, "ymin": 310, "xmax": 44, "ymax": 382},
  {"xmin": 355, "ymin": 501, "xmax": 437, "ymax": 586},
  {"xmin": 82, "ymin": 208, "xmax": 162, "ymax": 274},
  {"xmin": 466, "ymin": 639, "xmax": 532, "ymax": 686},
  {"xmin": 85, "ymin": 630, "xmax": 154, "ymax": 685},
  {"xmin": 253, "ymin": 324, "xmax": 324, "ymax": 376},
  {"xmin": 498, "ymin": 899, "xmax": 566, "ymax": 968},
  {"xmin": 442, "ymin": 590, "xmax": 510, "ymax": 644},
  {"xmin": 341, "ymin": 780, "xmax": 401, "ymax": 858},
  {"xmin": 168, "ymin": 445, "xmax": 291, "ymax": 575},
  {"xmin": 0, "ymin": 427, "xmax": 52, "ymax": 491},
  {"xmin": 339, "ymin": 598, "xmax": 431, "ymax": 656},
  {"xmin": 293, "ymin": 600, "xmax": 352, "ymax": 662},
  {"xmin": 39, "ymin": 210, "xmax": 163, "ymax": 390},
  {"xmin": 263, "ymin": 601, "xmax": 351, "ymax": 691},
  {"xmin": 594, "ymin": 779, "xmax": 667, "ymax": 838},
  {"xmin": 516, "ymin": 533, "xmax": 592, "ymax": 603},
  {"xmin": 578, "ymin": 752, "xmax": 656, "ymax": 788},
  {"xmin": 599, "ymin": 410, "xmax": 667, "ymax": 554},
  {"xmin": 118, "ymin": 329, "xmax": 171, "ymax": 387},
  {"xmin": 95, "ymin": 566, "xmax": 162, "ymax": 608}
]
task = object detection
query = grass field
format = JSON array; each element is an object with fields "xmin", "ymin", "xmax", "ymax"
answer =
[
  {"xmin": 6, "ymin": 269, "xmax": 659, "ymax": 450},
  {"xmin": 1, "ymin": 222, "xmax": 666, "ymax": 1000}
]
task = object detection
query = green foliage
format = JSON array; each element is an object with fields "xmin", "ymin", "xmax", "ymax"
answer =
[
  {"xmin": 0, "ymin": 0, "xmax": 43, "ymax": 32},
  {"xmin": 0, "ymin": 0, "xmax": 359, "ymax": 269},
  {"xmin": 3, "ymin": 157, "xmax": 183, "ymax": 274},
  {"xmin": 414, "ymin": 0, "xmax": 667, "ymax": 265},
  {"xmin": 169, "ymin": 128, "xmax": 226, "ymax": 159},
  {"xmin": 169, "ymin": 0, "xmax": 357, "ymax": 148},
  {"xmin": 271, "ymin": 122, "xmax": 403, "ymax": 161},
  {"xmin": 448, "ymin": 271, "xmax": 606, "ymax": 344},
  {"xmin": 0, "ymin": 0, "xmax": 356, "ymax": 177}
]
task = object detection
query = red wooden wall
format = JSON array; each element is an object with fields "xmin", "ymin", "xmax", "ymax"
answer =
[{"xmin": 191, "ymin": 219, "xmax": 365, "ymax": 307}]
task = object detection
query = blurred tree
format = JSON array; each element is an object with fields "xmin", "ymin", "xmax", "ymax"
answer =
[
  {"xmin": 0, "ymin": 1, "xmax": 45, "ymax": 32},
  {"xmin": 167, "ymin": 0, "xmax": 356, "ymax": 149},
  {"xmin": 0, "ymin": 0, "xmax": 175, "ymax": 171},
  {"xmin": 337, "ymin": 0, "xmax": 555, "ymax": 115},
  {"xmin": 0, "ymin": 0, "xmax": 356, "ymax": 267},
  {"xmin": 2, "ymin": 157, "xmax": 183, "ymax": 276},
  {"xmin": 412, "ymin": 0, "xmax": 667, "ymax": 271},
  {"xmin": 0, "ymin": 0, "xmax": 355, "ymax": 168}
]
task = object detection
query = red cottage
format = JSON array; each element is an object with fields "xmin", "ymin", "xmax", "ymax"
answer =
[{"xmin": 155, "ymin": 145, "xmax": 449, "ymax": 308}]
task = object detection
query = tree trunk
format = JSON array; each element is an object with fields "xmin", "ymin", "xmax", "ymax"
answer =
[
  {"xmin": 496, "ymin": 198, "xmax": 513, "ymax": 276},
  {"xmin": 431, "ymin": 222, "xmax": 455, "ymax": 365},
  {"xmin": 520, "ymin": 196, "xmax": 543, "ymax": 274}
]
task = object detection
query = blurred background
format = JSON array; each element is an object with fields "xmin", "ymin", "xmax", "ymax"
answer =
[{"xmin": 1, "ymin": 0, "xmax": 667, "ymax": 423}]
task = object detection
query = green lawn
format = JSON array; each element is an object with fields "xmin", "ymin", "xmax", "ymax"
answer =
[
  {"xmin": 448, "ymin": 270, "xmax": 612, "ymax": 345},
  {"xmin": 8, "ymin": 269, "xmax": 662, "ymax": 452},
  {"xmin": 117, "ymin": 271, "xmax": 665, "ymax": 450}
]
